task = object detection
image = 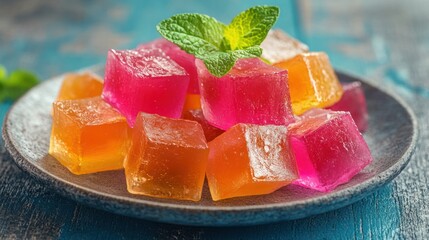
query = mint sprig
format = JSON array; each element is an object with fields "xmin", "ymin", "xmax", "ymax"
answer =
[
  {"xmin": 157, "ymin": 6, "xmax": 279, "ymax": 77},
  {"xmin": 0, "ymin": 65, "xmax": 39, "ymax": 102}
]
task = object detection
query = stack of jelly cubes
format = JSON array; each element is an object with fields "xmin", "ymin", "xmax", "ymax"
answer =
[{"xmin": 49, "ymin": 29, "xmax": 373, "ymax": 202}]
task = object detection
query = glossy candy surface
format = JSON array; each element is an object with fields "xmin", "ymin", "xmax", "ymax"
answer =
[
  {"xmin": 289, "ymin": 109, "xmax": 373, "ymax": 192},
  {"xmin": 261, "ymin": 29, "xmax": 309, "ymax": 63},
  {"xmin": 328, "ymin": 82, "xmax": 368, "ymax": 132},
  {"xmin": 49, "ymin": 97, "xmax": 130, "ymax": 175},
  {"xmin": 207, "ymin": 124, "xmax": 298, "ymax": 201},
  {"xmin": 103, "ymin": 48, "xmax": 189, "ymax": 126},
  {"xmin": 274, "ymin": 52, "xmax": 343, "ymax": 115},
  {"xmin": 182, "ymin": 109, "xmax": 223, "ymax": 142},
  {"xmin": 56, "ymin": 72, "xmax": 103, "ymax": 101},
  {"xmin": 124, "ymin": 113, "xmax": 209, "ymax": 201},
  {"xmin": 197, "ymin": 58, "xmax": 295, "ymax": 130},
  {"xmin": 138, "ymin": 38, "xmax": 199, "ymax": 94}
]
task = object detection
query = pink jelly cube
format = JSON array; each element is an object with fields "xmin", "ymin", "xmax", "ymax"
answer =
[
  {"xmin": 328, "ymin": 82, "xmax": 368, "ymax": 132},
  {"xmin": 138, "ymin": 38, "xmax": 199, "ymax": 94},
  {"xmin": 288, "ymin": 109, "xmax": 372, "ymax": 192},
  {"xmin": 103, "ymin": 48, "xmax": 189, "ymax": 127},
  {"xmin": 196, "ymin": 58, "xmax": 295, "ymax": 130}
]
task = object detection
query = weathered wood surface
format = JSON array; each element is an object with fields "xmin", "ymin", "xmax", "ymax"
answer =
[{"xmin": 0, "ymin": 0, "xmax": 428, "ymax": 239}]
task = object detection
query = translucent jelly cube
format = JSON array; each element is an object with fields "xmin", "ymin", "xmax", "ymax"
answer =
[
  {"xmin": 288, "ymin": 109, "xmax": 372, "ymax": 192},
  {"xmin": 197, "ymin": 58, "xmax": 295, "ymax": 130},
  {"xmin": 182, "ymin": 94, "xmax": 201, "ymax": 114},
  {"xmin": 274, "ymin": 52, "xmax": 343, "ymax": 115},
  {"xmin": 207, "ymin": 124, "xmax": 298, "ymax": 201},
  {"xmin": 56, "ymin": 72, "xmax": 103, "ymax": 101},
  {"xmin": 103, "ymin": 48, "xmax": 189, "ymax": 127},
  {"xmin": 49, "ymin": 97, "xmax": 130, "ymax": 175},
  {"xmin": 138, "ymin": 38, "xmax": 199, "ymax": 94},
  {"xmin": 182, "ymin": 109, "xmax": 224, "ymax": 142},
  {"xmin": 124, "ymin": 113, "xmax": 209, "ymax": 201},
  {"xmin": 261, "ymin": 29, "xmax": 309, "ymax": 63},
  {"xmin": 328, "ymin": 82, "xmax": 368, "ymax": 132}
]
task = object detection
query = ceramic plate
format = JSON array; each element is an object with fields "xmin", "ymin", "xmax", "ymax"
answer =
[{"xmin": 2, "ymin": 66, "xmax": 417, "ymax": 226}]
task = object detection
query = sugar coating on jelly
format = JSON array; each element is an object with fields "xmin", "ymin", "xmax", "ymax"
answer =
[
  {"xmin": 197, "ymin": 58, "xmax": 295, "ymax": 130},
  {"xmin": 138, "ymin": 38, "xmax": 199, "ymax": 94},
  {"xmin": 206, "ymin": 124, "xmax": 298, "ymax": 201},
  {"xmin": 49, "ymin": 97, "xmax": 130, "ymax": 175},
  {"xmin": 274, "ymin": 52, "xmax": 343, "ymax": 115},
  {"xmin": 103, "ymin": 48, "xmax": 189, "ymax": 126},
  {"xmin": 328, "ymin": 81, "xmax": 368, "ymax": 132},
  {"xmin": 261, "ymin": 29, "xmax": 309, "ymax": 63},
  {"xmin": 289, "ymin": 109, "xmax": 372, "ymax": 192},
  {"xmin": 124, "ymin": 113, "xmax": 209, "ymax": 201}
]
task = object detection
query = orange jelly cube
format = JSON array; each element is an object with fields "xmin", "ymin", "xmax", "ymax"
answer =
[
  {"xmin": 49, "ymin": 97, "xmax": 130, "ymax": 175},
  {"xmin": 56, "ymin": 72, "xmax": 103, "ymax": 100},
  {"xmin": 207, "ymin": 124, "xmax": 298, "ymax": 201},
  {"xmin": 124, "ymin": 113, "xmax": 209, "ymax": 201},
  {"xmin": 182, "ymin": 93, "xmax": 201, "ymax": 114},
  {"xmin": 274, "ymin": 52, "xmax": 343, "ymax": 115}
]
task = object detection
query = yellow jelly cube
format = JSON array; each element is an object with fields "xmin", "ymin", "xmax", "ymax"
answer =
[
  {"xmin": 49, "ymin": 97, "xmax": 130, "ymax": 175},
  {"xmin": 274, "ymin": 52, "xmax": 343, "ymax": 115}
]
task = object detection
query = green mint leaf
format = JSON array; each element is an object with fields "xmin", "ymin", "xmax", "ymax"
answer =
[
  {"xmin": 157, "ymin": 14, "xmax": 226, "ymax": 58},
  {"xmin": 201, "ymin": 46, "xmax": 262, "ymax": 77},
  {"xmin": 0, "ymin": 65, "xmax": 7, "ymax": 80},
  {"xmin": 230, "ymin": 46, "xmax": 262, "ymax": 59},
  {"xmin": 201, "ymin": 52, "xmax": 236, "ymax": 77},
  {"xmin": 156, "ymin": 6, "xmax": 279, "ymax": 77},
  {"xmin": 224, "ymin": 6, "xmax": 279, "ymax": 50},
  {"xmin": 0, "ymin": 69, "xmax": 39, "ymax": 101}
]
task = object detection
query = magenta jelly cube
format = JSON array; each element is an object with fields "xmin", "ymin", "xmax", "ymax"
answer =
[
  {"xmin": 103, "ymin": 48, "xmax": 189, "ymax": 127},
  {"xmin": 328, "ymin": 82, "xmax": 368, "ymax": 132},
  {"xmin": 138, "ymin": 38, "xmax": 199, "ymax": 94},
  {"xmin": 197, "ymin": 58, "xmax": 295, "ymax": 130},
  {"xmin": 288, "ymin": 109, "xmax": 373, "ymax": 192}
]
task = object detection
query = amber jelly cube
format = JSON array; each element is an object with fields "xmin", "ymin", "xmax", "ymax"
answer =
[
  {"xmin": 274, "ymin": 52, "xmax": 343, "ymax": 115},
  {"xmin": 206, "ymin": 124, "xmax": 298, "ymax": 201},
  {"xmin": 49, "ymin": 97, "xmax": 130, "ymax": 175},
  {"xmin": 124, "ymin": 113, "xmax": 209, "ymax": 201},
  {"xmin": 56, "ymin": 72, "xmax": 103, "ymax": 101}
]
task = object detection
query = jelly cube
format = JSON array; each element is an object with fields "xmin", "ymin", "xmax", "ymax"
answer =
[
  {"xmin": 182, "ymin": 109, "xmax": 224, "ymax": 142},
  {"xmin": 261, "ymin": 29, "xmax": 309, "ymax": 63},
  {"xmin": 124, "ymin": 113, "xmax": 209, "ymax": 201},
  {"xmin": 288, "ymin": 109, "xmax": 372, "ymax": 192},
  {"xmin": 182, "ymin": 94, "xmax": 201, "ymax": 114},
  {"xmin": 138, "ymin": 38, "xmax": 199, "ymax": 94},
  {"xmin": 274, "ymin": 52, "xmax": 343, "ymax": 115},
  {"xmin": 328, "ymin": 82, "xmax": 368, "ymax": 132},
  {"xmin": 207, "ymin": 124, "xmax": 298, "ymax": 201},
  {"xmin": 49, "ymin": 97, "xmax": 130, "ymax": 175},
  {"xmin": 197, "ymin": 58, "xmax": 295, "ymax": 130},
  {"xmin": 56, "ymin": 72, "xmax": 103, "ymax": 101},
  {"xmin": 103, "ymin": 48, "xmax": 189, "ymax": 127}
]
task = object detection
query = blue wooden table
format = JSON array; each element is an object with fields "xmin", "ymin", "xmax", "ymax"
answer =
[{"xmin": 1, "ymin": 0, "xmax": 428, "ymax": 239}]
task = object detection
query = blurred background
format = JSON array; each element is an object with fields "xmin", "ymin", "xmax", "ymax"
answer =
[{"xmin": 1, "ymin": 0, "xmax": 428, "ymax": 239}]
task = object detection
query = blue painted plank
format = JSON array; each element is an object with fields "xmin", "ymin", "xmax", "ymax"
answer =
[{"xmin": 1, "ymin": 0, "xmax": 427, "ymax": 239}]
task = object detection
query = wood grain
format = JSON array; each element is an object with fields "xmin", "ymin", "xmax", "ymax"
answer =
[{"xmin": 0, "ymin": 0, "xmax": 428, "ymax": 239}]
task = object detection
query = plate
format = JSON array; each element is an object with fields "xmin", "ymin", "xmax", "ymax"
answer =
[{"xmin": 2, "ymin": 66, "xmax": 417, "ymax": 226}]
